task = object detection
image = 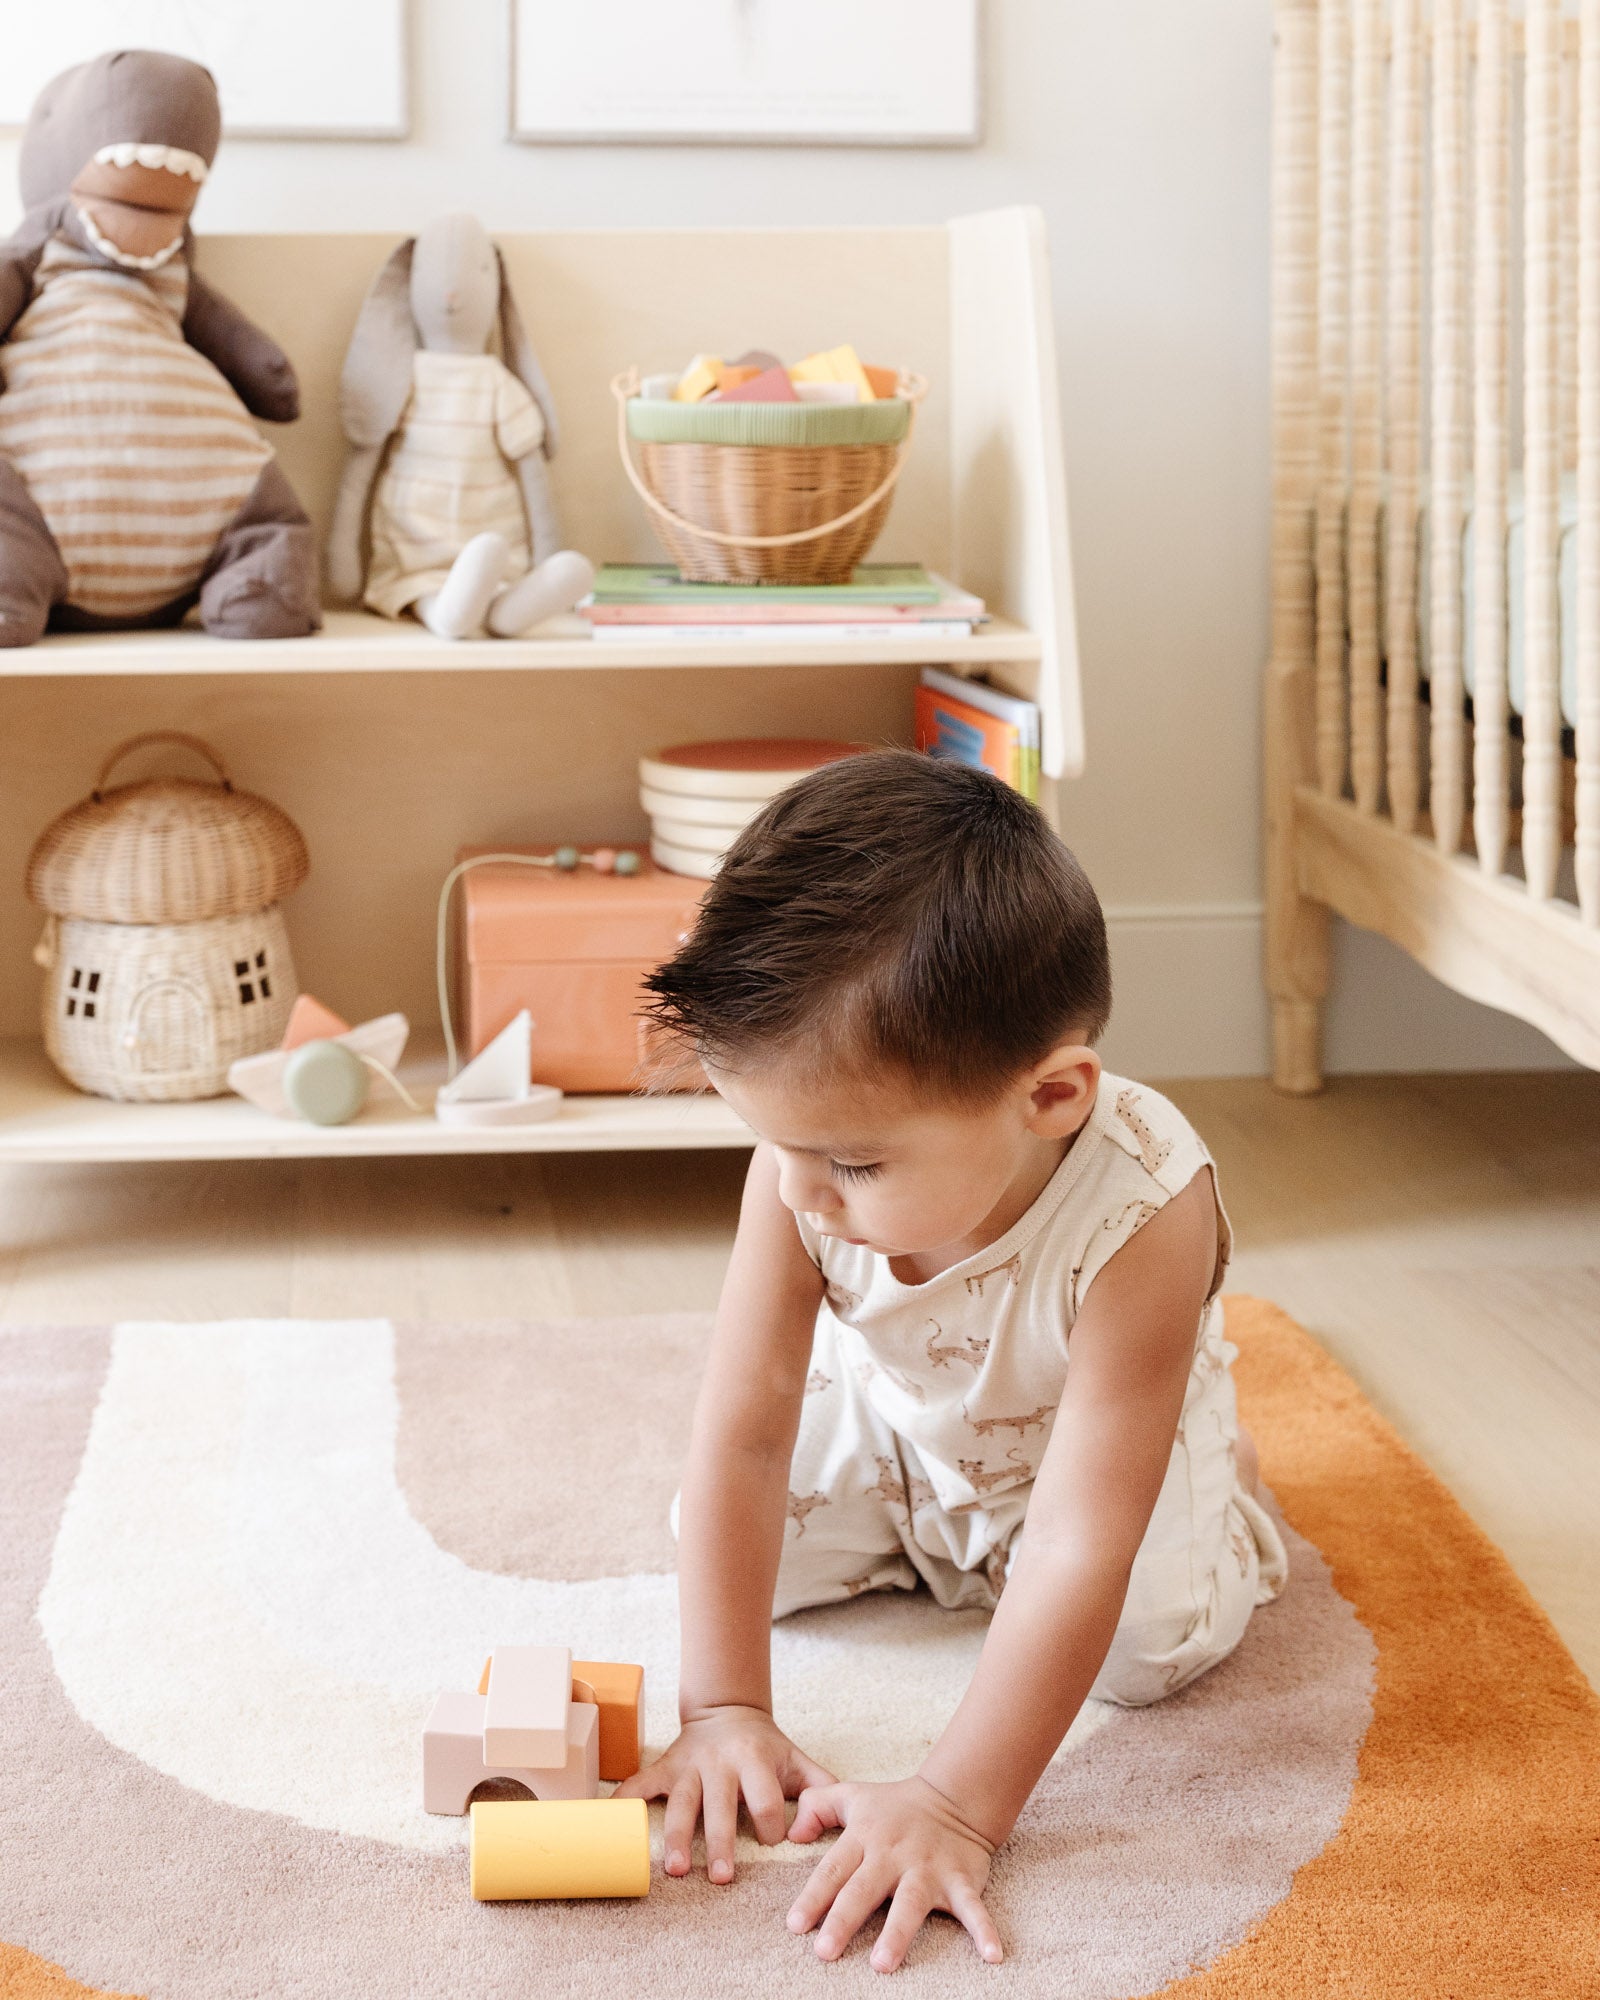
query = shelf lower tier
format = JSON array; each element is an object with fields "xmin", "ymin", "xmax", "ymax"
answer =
[
  {"xmin": 0, "ymin": 1036, "xmax": 755, "ymax": 1163},
  {"xmin": 4, "ymin": 609, "xmax": 1042, "ymax": 677}
]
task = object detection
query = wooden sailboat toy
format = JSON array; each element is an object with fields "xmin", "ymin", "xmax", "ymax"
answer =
[
  {"xmin": 434, "ymin": 1009, "xmax": 563, "ymax": 1128},
  {"xmin": 227, "ymin": 995, "xmax": 413, "ymax": 1124}
]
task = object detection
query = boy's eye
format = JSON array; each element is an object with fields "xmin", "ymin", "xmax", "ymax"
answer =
[{"xmin": 830, "ymin": 1160, "xmax": 883, "ymax": 1184}]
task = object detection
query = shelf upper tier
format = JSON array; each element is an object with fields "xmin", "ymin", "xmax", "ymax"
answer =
[
  {"xmin": 0, "ymin": 1035, "xmax": 754, "ymax": 1163},
  {"xmin": 4, "ymin": 610, "xmax": 1043, "ymax": 678}
]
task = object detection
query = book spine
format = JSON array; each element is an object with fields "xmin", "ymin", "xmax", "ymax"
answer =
[{"xmin": 913, "ymin": 686, "xmax": 1023, "ymax": 792}]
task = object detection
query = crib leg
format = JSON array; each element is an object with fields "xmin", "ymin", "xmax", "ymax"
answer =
[{"xmin": 1265, "ymin": 664, "xmax": 1331, "ymax": 1096}]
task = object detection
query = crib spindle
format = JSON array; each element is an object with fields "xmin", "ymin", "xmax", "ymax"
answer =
[
  {"xmin": 1525, "ymin": 0, "xmax": 1565, "ymax": 903},
  {"xmin": 1315, "ymin": 0, "xmax": 1352, "ymax": 799},
  {"xmin": 1580, "ymin": 0, "xmax": 1600, "ymax": 924},
  {"xmin": 1349, "ymin": 0, "xmax": 1386, "ymax": 816},
  {"xmin": 1430, "ymin": 0, "xmax": 1469, "ymax": 857},
  {"xmin": 1474, "ymin": 0, "xmax": 1513, "ymax": 879},
  {"xmin": 1384, "ymin": 0, "xmax": 1424, "ymax": 833},
  {"xmin": 1563, "ymin": 21, "xmax": 1583, "ymax": 476}
]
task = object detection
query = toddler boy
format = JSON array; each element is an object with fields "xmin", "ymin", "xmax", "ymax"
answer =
[{"xmin": 616, "ymin": 751, "xmax": 1285, "ymax": 1972}]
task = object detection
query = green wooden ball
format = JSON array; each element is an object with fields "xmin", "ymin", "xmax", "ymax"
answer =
[{"xmin": 283, "ymin": 1039, "xmax": 370, "ymax": 1126}]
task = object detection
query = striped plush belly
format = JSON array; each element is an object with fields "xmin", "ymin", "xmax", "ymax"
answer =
[{"xmin": 0, "ymin": 276, "xmax": 272, "ymax": 619}]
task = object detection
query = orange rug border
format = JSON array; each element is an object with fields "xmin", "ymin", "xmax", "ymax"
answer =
[
  {"xmin": 5, "ymin": 1299, "xmax": 1597, "ymax": 2000},
  {"xmin": 1159, "ymin": 1297, "xmax": 1600, "ymax": 1997}
]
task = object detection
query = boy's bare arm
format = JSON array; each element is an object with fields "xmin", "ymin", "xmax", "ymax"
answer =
[
  {"xmin": 676, "ymin": 1140, "xmax": 824, "ymax": 1716},
  {"xmin": 917, "ymin": 1170, "xmax": 1219, "ymax": 1842}
]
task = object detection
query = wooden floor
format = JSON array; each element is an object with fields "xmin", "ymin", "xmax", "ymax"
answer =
[{"xmin": 1, "ymin": 1070, "xmax": 1595, "ymax": 1686}]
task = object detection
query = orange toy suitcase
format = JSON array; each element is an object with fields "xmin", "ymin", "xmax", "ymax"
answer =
[{"xmin": 456, "ymin": 849, "xmax": 706, "ymax": 1093}]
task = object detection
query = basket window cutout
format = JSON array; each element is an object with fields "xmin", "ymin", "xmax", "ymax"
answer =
[
  {"xmin": 234, "ymin": 949, "xmax": 272, "ymax": 1007},
  {"xmin": 64, "ymin": 966, "xmax": 102, "ymax": 1020}
]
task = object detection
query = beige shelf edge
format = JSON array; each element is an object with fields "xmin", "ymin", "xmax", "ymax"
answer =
[
  {"xmin": 5, "ymin": 609, "xmax": 1043, "ymax": 678},
  {"xmin": 0, "ymin": 1035, "xmax": 754, "ymax": 1163}
]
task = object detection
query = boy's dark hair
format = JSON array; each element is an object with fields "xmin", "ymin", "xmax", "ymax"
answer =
[{"xmin": 642, "ymin": 749, "xmax": 1111, "ymax": 1099}]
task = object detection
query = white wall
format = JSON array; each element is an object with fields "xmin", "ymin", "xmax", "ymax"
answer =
[{"xmin": 0, "ymin": 0, "xmax": 1572, "ymax": 1078}]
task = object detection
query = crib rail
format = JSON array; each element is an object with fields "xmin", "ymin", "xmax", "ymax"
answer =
[{"xmin": 1291, "ymin": 0, "xmax": 1600, "ymax": 925}]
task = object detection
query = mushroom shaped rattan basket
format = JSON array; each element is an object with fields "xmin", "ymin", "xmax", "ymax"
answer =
[
  {"xmin": 25, "ymin": 734, "xmax": 309, "ymax": 1102},
  {"xmin": 613, "ymin": 368, "xmax": 927, "ymax": 585}
]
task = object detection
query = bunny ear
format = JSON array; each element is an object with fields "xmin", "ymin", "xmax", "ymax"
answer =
[
  {"xmin": 494, "ymin": 245, "xmax": 559, "ymax": 459},
  {"xmin": 338, "ymin": 238, "xmax": 418, "ymax": 449}
]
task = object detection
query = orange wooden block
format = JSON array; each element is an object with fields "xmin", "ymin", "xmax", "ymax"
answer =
[
  {"xmin": 574, "ymin": 1661, "xmax": 646, "ymax": 1782},
  {"xmin": 714, "ymin": 365, "xmax": 762, "ymax": 393},
  {"xmin": 281, "ymin": 994, "xmax": 351, "ymax": 1050},
  {"xmin": 477, "ymin": 1655, "xmax": 641, "ymax": 1782},
  {"xmin": 864, "ymin": 363, "xmax": 901, "ymax": 399}
]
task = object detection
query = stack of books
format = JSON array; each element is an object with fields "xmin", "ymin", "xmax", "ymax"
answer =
[
  {"xmin": 581, "ymin": 564, "xmax": 986, "ymax": 643},
  {"xmin": 914, "ymin": 666, "xmax": 1041, "ymax": 802}
]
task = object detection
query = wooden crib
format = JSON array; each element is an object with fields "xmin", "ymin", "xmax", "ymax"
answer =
[{"xmin": 1268, "ymin": 0, "xmax": 1600, "ymax": 1090}]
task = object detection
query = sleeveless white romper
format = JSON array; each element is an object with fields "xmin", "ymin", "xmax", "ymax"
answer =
[{"xmin": 775, "ymin": 1074, "xmax": 1288, "ymax": 1707}]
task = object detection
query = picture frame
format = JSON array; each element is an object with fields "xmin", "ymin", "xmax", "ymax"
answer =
[
  {"xmin": 0, "ymin": 2, "xmax": 411, "ymax": 140},
  {"xmin": 510, "ymin": 0, "xmax": 981, "ymax": 148}
]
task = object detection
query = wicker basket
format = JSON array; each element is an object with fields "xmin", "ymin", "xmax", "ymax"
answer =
[
  {"xmin": 612, "ymin": 367, "xmax": 927, "ymax": 585},
  {"xmin": 25, "ymin": 734, "xmax": 309, "ymax": 1102}
]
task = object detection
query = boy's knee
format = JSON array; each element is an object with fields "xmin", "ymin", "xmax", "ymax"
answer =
[{"xmin": 1091, "ymin": 1607, "xmax": 1225, "ymax": 1709}]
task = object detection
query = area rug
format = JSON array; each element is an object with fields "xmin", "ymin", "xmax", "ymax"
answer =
[{"xmin": 0, "ymin": 1300, "xmax": 1594, "ymax": 1998}]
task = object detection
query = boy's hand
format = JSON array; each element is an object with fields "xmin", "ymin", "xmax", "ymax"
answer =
[
  {"xmin": 786, "ymin": 1774, "xmax": 1003, "ymax": 1972},
  {"xmin": 612, "ymin": 1704, "xmax": 835, "ymax": 1884}
]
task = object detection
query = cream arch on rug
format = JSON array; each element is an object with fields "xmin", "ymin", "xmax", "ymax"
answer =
[{"xmin": 35, "ymin": 1321, "xmax": 1116, "ymax": 1857}]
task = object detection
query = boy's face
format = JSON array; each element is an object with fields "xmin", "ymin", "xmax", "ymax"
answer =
[{"xmin": 710, "ymin": 1047, "xmax": 1099, "ymax": 1261}]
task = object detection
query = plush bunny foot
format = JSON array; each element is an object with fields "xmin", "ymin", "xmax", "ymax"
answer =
[
  {"xmin": 485, "ymin": 550, "xmax": 596, "ymax": 637},
  {"xmin": 415, "ymin": 532, "xmax": 512, "ymax": 639}
]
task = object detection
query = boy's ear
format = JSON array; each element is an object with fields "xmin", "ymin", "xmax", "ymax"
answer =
[{"xmin": 1024, "ymin": 1042, "xmax": 1100, "ymax": 1138}]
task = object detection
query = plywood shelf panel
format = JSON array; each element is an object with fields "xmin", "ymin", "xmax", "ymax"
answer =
[
  {"xmin": 5, "ymin": 611, "xmax": 1042, "ymax": 679},
  {"xmin": 0, "ymin": 1035, "xmax": 754, "ymax": 1163}
]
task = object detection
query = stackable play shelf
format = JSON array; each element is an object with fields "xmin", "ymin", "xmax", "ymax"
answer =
[{"xmin": 0, "ymin": 209, "xmax": 1080, "ymax": 1163}]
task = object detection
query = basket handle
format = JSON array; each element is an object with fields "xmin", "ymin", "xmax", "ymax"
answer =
[
  {"xmin": 94, "ymin": 732, "xmax": 233, "ymax": 800},
  {"xmin": 610, "ymin": 367, "xmax": 926, "ymax": 551}
]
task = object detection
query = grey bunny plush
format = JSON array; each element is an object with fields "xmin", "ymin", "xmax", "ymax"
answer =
[{"xmin": 328, "ymin": 214, "xmax": 593, "ymax": 639}]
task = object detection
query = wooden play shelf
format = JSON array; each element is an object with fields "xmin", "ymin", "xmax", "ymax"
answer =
[
  {"xmin": 0, "ymin": 209, "xmax": 1078, "ymax": 1164},
  {"xmin": 9, "ymin": 609, "xmax": 1043, "ymax": 679},
  {"xmin": 0, "ymin": 1034, "xmax": 752, "ymax": 1162}
]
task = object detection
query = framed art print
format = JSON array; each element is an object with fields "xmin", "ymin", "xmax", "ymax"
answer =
[
  {"xmin": 0, "ymin": 2, "xmax": 410, "ymax": 138},
  {"xmin": 511, "ymin": 0, "xmax": 981, "ymax": 146}
]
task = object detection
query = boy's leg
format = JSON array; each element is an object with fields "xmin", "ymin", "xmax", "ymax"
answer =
[{"xmin": 1087, "ymin": 1354, "xmax": 1287, "ymax": 1708}]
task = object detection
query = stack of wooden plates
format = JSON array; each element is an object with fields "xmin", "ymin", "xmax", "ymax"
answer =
[{"xmin": 639, "ymin": 738, "xmax": 868, "ymax": 878}]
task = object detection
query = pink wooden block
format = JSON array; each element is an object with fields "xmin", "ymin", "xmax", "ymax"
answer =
[
  {"xmin": 483, "ymin": 1644, "xmax": 571, "ymax": 1768},
  {"xmin": 422, "ymin": 1691, "xmax": 600, "ymax": 1815}
]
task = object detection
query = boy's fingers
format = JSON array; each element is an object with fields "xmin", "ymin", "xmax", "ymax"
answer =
[
  {"xmin": 786, "ymin": 1782, "xmax": 844, "ymax": 1844},
  {"xmin": 813, "ymin": 1858, "xmax": 891, "ymax": 1963},
  {"xmin": 786, "ymin": 1832, "xmax": 862, "ymax": 1933},
  {"xmin": 662, "ymin": 1770, "xmax": 702, "ymax": 1878},
  {"xmin": 787, "ymin": 1749, "xmax": 839, "ymax": 1795},
  {"xmin": 740, "ymin": 1763, "xmax": 789, "ymax": 1846},
  {"xmin": 609, "ymin": 1760, "xmax": 662, "ymax": 1802},
  {"xmin": 702, "ymin": 1769, "xmax": 741, "ymax": 1884},
  {"xmin": 870, "ymin": 1877, "xmax": 936, "ymax": 1974},
  {"xmin": 949, "ymin": 1884, "xmax": 1005, "ymax": 1966}
]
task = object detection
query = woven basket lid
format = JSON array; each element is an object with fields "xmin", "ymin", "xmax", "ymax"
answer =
[{"xmin": 26, "ymin": 734, "xmax": 309, "ymax": 925}]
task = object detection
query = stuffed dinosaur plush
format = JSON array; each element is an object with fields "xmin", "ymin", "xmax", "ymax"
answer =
[
  {"xmin": 328, "ymin": 213, "xmax": 594, "ymax": 639},
  {"xmin": 0, "ymin": 50, "xmax": 321, "ymax": 647}
]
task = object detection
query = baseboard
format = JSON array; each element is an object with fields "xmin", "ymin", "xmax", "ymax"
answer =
[{"xmin": 1097, "ymin": 903, "xmax": 1579, "ymax": 1079}]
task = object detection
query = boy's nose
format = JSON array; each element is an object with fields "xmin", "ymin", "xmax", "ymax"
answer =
[{"xmin": 775, "ymin": 1154, "xmax": 838, "ymax": 1215}]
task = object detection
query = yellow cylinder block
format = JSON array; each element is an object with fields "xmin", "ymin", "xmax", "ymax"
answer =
[{"xmin": 469, "ymin": 1797, "xmax": 650, "ymax": 1901}]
